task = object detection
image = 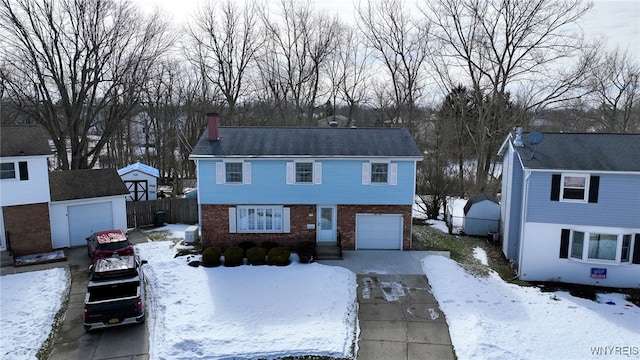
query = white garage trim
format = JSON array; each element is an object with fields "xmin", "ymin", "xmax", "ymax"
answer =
[{"xmin": 356, "ymin": 214, "xmax": 403, "ymax": 250}]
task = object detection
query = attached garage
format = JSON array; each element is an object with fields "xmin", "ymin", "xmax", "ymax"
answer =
[{"xmin": 356, "ymin": 214, "xmax": 403, "ymax": 250}]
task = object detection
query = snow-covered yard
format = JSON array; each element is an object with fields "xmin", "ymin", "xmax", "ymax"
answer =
[
  {"xmin": 1, "ymin": 223, "xmax": 638, "ymax": 359},
  {"xmin": 0, "ymin": 268, "xmax": 69, "ymax": 359}
]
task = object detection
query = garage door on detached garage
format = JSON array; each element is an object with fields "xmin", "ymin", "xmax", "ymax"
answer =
[
  {"xmin": 356, "ymin": 214, "xmax": 403, "ymax": 250},
  {"xmin": 68, "ymin": 202, "xmax": 114, "ymax": 246}
]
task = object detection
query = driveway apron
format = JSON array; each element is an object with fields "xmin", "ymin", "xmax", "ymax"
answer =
[{"xmin": 319, "ymin": 251, "xmax": 456, "ymax": 360}]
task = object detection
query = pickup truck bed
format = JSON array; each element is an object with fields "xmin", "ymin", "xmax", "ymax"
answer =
[{"xmin": 83, "ymin": 256, "xmax": 145, "ymax": 331}]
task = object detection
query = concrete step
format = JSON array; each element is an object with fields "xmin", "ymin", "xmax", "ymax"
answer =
[{"xmin": 315, "ymin": 245, "xmax": 342, "ymax": 260}]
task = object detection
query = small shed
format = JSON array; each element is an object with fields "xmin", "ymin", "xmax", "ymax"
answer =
[
  {"xmin": 117, "ymin": 162, "xmax": 160, "ymax": 201},
  {"xmin": 463, "ymin": 193, "xmax": 500, "ymax": 236}
]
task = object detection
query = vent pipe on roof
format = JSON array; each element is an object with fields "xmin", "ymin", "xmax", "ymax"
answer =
[
  {"xmin": 207, "ymin": 112, "xmax": 220, "ymax": 141},
  {"xmin": 513, "ymin": 127, "xmax": 524, "ymax": 147}
]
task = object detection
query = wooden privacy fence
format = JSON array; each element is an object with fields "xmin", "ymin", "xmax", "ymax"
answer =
[{"xmin": 126, "ymin": 198, "xmax": 198, "ymax": 228}]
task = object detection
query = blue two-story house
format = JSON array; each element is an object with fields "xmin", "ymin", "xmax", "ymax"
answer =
[
  {"xmin": 189, "ymin": 113, "xmax": 423, "ymax": 251},
  {"xmin": 498, "ymin": 130, "xmax": 640, "ymax": 288}
]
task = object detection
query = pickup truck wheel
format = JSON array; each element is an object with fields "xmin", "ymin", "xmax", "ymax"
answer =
[{"xmin": 84, "ymin": 325, "xmax": 92, "ymax": 332}]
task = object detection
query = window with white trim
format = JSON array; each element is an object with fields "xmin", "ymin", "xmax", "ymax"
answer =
[
  {"xmin": 225, "ymin": 162, "xmax": 243, "ymax": 183},
  {"xmin": 561, "ymin": 174, "xmax": 588, "ymax": 201},
  {"xmin": 371, "ymin": 163, "xmax": 388, "ymax": 183},
  {"xmin": 237, "ymin": 206, "xmax": 283, "ymax": 232},
  {"xmin": 0, "ymin": 163, "xmax": 16, "ymax": 179},
  {"xmin": 567, "ymin": 229, "xmax": 636, "ymax": 263},
  {"xmin": 296, "ymin": 162, "xmax": 313, "ymax": 183}
]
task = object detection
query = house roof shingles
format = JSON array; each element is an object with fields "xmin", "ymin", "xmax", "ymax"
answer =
[
  {"xmin": 512, "ymin": 132, "xmax": 640, "ymax": 172},
  {"xmin": 0, "ymin": 125, "xmax": 52, "ymax": 157},
  {"xmin": 49, "ymin": 169, "xmax": 129, "ymax": 202},
  {"xmin": 190, "ymin": 127, "xmax": 423, "ymax": 158}
]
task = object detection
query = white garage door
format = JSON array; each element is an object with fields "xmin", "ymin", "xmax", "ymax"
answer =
[
  {"xmin": 356, "ymin": 214, "xmax": 403, "ymax": 250},
  {"xmin": 68, "ymin": 202, "xmax": 114, "ymax": 246}
]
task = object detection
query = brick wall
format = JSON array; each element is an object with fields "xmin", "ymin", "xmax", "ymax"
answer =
[
  {"xmin": 337, "ymin": 205, "xmax": 413, "ymax": 250},
  {"xmin": 3, "ymin": 203, "xmax": 52, "ymax": 256},
  {"xmin": 200, "ymin": 205, "xmax": 316, "ymax": 249},
  {"xmin": 200, "ymin": 204, "xmax": 413, "ymax": 251}
]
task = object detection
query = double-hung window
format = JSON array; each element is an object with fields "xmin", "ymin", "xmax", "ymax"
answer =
[
  {"xmin": 551, "ymin": 173, "xmax": 599, "ymax": 203},
  {"xmin": 0, "ymin": 163, "xmax": 16, "ymax": 179},
  {"xmin": 371, "ymin": 163, "xmax": 388, "ymax": 183},
  {"xmin": 296, "ymin": 162, "xmax": 313, "ymax": 183},
  {"xmin": 562, "ymin": 174, "xmax": 588, "ymax": 201},
  {"xmin": 0, "ymin": 162, "xmax": 28, "ymax": 180},
  {"xmin": 225, "ymin": 162, "xmax": 243, "ymax": 183}
]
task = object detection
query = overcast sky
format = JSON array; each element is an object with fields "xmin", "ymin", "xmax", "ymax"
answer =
[{"xmin": 136, "ymin": 0, "xmax": 639, "ymax": 56}]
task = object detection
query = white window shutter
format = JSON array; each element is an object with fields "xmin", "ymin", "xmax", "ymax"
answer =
[
  {"xmin": 228, "ymin": 207, "xmax": 237, "ymax": 233},
  {"xmin": 243, "ymin": 162, "xmax": 251, "ymax": 184},
  {"xmin": 314, "ymin": 162, "xmax": 322, "ymax": 184},
  {"xmin": 362, "ymin": 162, "xmax": 370, "ymax": 185},
  {"xmin": 216, "ymin": 162, "xmax": 224, "ymax": 184},
  {"xmin": 283, "ymin": 207, "xmax": 291, "ymax": 233},
  {"xmin": 390, "ymin": 163, "xmax": 398, "ymax": 185},
  {"xmin": 286, "ymin": 162, "xmax": 294, "ymax": 184}
]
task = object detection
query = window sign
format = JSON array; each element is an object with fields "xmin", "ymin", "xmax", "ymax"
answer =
[{"xmin": 590, "ymin": 268, "xmax": 607, "ymax": 279}]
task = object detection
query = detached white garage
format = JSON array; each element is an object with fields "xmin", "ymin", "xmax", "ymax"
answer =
[
  {"xmin": 356, "ymin": 214, "xmax": 403, "ymax": 250},
  {"xmin": 49, "ymin": 169, "xmax": 128, "ymax": 248}
]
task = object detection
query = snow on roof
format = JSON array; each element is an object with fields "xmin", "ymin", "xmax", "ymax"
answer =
[{"xmin": 117, "ymin": 161, "xmax": 160, "ymax": 178}]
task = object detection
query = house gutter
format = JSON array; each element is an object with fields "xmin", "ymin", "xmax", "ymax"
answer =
[{"xmin": 517, "ymin": 169, "xmax": 532, "ymax": 278}]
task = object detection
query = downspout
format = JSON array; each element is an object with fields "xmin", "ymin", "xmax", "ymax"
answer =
[{"xmin": 517, "ymin": 169, "xmax": 532, "ymax": 278}]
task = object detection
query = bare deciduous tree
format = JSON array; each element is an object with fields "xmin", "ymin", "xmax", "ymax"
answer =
[
  {"xmin": 356, "ymin": 0, "xmax": 432, "ymax": 133},
  {"xmin": 258, "ymin": 0, "xmax": 341, "ymax": 125},
  {"xmin": 185, "ymin": 0, "xmax": 261, "ymax": 124},
  {"xmin": 0, "ymin": 0, "xmax": 173, "ymax": 170},
  {"xmin": 421, "ymin": 0, "xmax": 591, "ymax": 193},
  {"xmin": 584, "ymin": 46, "xmax": 640, "ymax": 132}
]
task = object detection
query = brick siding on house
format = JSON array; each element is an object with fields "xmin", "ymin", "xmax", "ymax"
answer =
[
  {"xmin": 200, "ymin": 204, "xmax": 413, "ymax": 250},
  {"xmin": 200, "ymin": 204, "xmax": 316, "ymax": 249},
  {"xmin": 2, "ymin": 203, "xmax": 52, "ymax": 256},
  {"xmin": 337, "ymin": 205, "xmax": 413, "ymax": 250}
]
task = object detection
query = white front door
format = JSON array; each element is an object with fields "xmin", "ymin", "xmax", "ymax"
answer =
[{"xmin": 317, "ymin": 206, "xmax": 337, "ymax": 244}]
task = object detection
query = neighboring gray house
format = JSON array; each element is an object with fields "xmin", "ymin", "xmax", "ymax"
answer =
[
  {"xmin": 463, "ymin": 193, "xmax": 500, "ymax": 236},
  {"xmin": 498, "ymin": 131, "xmax": 640, "ymax": 288}
]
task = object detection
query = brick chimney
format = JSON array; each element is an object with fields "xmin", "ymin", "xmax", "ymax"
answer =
[{"xmin": 207, "ymin": 112, "xmax": 220, "ymax": 141}]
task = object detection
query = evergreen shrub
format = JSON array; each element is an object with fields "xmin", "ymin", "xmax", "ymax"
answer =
[
  {"xmin": 267, "ymin": 247, "xmax": 291, "ymax": 266},
  {"xmin": 223, "ymin": 246, "xmax": 244, "ymax": 267},
  {"xmin": 246, "ymin": 247, "xmax": 267, "ymax": 265},
  {"xmin": 296, "ymin": 241, "xmax": 315, "ymax": 263},
  {"xmin": 201, "ymin": 247, "xmax": 222, "ymax": 267}
]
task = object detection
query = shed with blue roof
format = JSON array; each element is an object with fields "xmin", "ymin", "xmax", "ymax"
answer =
[{"xmin": 117, "ymin": 162, "xmax": 160, "ymax": 201}]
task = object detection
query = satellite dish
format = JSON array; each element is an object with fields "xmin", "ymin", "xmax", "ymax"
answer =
[
  {"xmin": 526, "ymin": 131, "xmax": 544, "ymax": 146},
  {"xmin": 526, "ymin": 131, "xmax": 544, "ymax": 160}
]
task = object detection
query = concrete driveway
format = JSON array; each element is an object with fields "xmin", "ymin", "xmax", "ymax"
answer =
[
  {"xmin": 319, "ymin": 251, "xmax": 456, "ymax": 360},
  {"xmin": 48, "ymin": 232, "xmax": 150, "ymax": 360}
]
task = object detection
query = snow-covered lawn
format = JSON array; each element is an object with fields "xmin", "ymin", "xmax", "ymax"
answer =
[
  {"xmin": 1, "ymin": 223, "xmax": 638, "ymax": 360},
  {"xmin": 136, "ymin": 239, "xmax": 358, "ymax": 359},
  {"xmin": 423, "ymin": 248, "xmax": 640, "ymax": 360},
  {"xmin": 0, "ymin": 268, "xmax": 69, "ymax": 359}
]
